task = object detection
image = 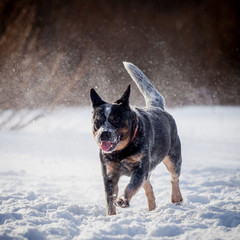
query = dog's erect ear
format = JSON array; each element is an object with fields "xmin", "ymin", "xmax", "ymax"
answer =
[
  {"xmin": 115, "ymin": 84, "xmax": 131, "ymax": 108},
  {"xmin": 90, "ymin": 88, "xmax": 106, "ymax": 108}
]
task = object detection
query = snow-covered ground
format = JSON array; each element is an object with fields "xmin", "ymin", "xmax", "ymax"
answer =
[{"xmin": 0, "ymin": 106, "xmax": 240, "ymax": 240}]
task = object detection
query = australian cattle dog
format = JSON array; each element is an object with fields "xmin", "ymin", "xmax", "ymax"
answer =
[{"xmin": 90, "ymin": 62, "xmax": 183, "ymax": 215}]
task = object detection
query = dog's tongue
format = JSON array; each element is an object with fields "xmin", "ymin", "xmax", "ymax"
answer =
[{"xmin": 101, "ymin": 141, "xmax": 112, "ymax": 151}]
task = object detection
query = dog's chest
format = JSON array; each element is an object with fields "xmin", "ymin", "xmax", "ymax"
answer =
[
  {"xmin": 120, "ymin": 154, "xmax": 143, "ymax": 173},
  {"xmin": 105, "ymin": 153, "xmax": 143, "ymax": 177}
]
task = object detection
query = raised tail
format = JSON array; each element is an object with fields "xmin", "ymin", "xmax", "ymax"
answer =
[{"xmin": 123, "ymin": 62, "xmax": 165, "ymax": 109}]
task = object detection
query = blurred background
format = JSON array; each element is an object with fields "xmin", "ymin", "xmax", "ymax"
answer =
[{"xmin": 0, "ymin": 0, "xmax": 240, "ymax": 110}]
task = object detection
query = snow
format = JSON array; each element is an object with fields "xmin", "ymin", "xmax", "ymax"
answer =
[{"xmin": 0, "ymin": 106, "xmax": 240, "ymax": 240}]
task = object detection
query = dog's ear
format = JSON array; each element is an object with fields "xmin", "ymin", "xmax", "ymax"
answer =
[
  {"xmin": 115, "ymin": 84, "xmax": 131, "ymax": 108},
  {"xmin": 90, "ymin": 88, "xmax": 106, "ymax": 108}
]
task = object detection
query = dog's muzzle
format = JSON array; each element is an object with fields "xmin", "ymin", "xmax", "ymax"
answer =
[{"xmin": 97, "ymin": 130, "xmax": 119, "ymax": 152}]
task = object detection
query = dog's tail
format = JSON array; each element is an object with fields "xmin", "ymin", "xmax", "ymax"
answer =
[{"xmin": 123, "ymin": 62, "xmax": 165, "ymax": 109}]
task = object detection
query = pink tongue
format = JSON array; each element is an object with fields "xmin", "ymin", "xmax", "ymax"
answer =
[{"xmin": 101, "ymin": 141, "xmax": 112, "ymax": 151}]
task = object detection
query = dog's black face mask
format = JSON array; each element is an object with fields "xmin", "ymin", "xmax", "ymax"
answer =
[{"xmin": 90, "ymin": 85, "xmax": 132, "ymax": 153}]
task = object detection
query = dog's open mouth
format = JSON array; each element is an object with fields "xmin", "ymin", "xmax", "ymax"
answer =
[{"xmin": 100, "ymin": 141, "xmax": 117, "ymax": 152}]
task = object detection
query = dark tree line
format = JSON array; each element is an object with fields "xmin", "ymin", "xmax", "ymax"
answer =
[{"xmin": 0, "ymin": 0, "xmax": 239, "ymax": 110}]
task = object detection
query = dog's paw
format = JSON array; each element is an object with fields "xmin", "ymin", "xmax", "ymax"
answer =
[
  {"xmin": 171, "ymin": 194, "xmax": 183, "ymax": 205},
  {"xmin": 115, "ymin": 196, "xmax": 129, "ymax": 208}
]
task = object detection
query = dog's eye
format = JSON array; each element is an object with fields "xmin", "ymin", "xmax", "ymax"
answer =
[
  {"xmin": 109, "ymin": 115, "xmax": 122, "ymax": 127},
  {"xmin": 94, "ymin": 119, "xmax": 103, "ymax": 130},
  {"xmin": 109, "ymin": 115, "xmax": 118, "ymax": 122}
]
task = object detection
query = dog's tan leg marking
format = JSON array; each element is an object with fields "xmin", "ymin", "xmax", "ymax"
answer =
[
  {"xmin": 106, "ymin": 162, "xmax": 117, "ymax": 177},
  {"xmin": 143, "ymin": 177, "xmax": 156, "ymax": 211},
  {"xmin": 163, "ymin": 156, "xmax": 183, "ymax": 204}
]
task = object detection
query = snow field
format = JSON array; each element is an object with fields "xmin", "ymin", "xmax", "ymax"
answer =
[{"xmin": 0, "ymin": 106, "xmax": 240, "ymax": 240}]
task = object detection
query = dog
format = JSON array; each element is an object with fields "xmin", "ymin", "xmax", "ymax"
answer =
[{"xmin": 90, "ymin": 62, "xmax": 183, "ymax": 215}]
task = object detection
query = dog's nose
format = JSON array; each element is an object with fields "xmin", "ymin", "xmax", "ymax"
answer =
[{"xmin": 100, "ymin": 131, "xmax": 112, "ymax": 141}]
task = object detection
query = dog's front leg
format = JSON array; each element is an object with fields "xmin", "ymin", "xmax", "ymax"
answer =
[
  {"xmin": 101, "ymin": 163, "xmax": 120, "ymax": 215},
  {"xmin": 116, "ymin": 165, "xmax": 146, "ymax": 208}
]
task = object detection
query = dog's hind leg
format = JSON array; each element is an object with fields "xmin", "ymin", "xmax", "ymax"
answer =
[
  {"xmin": 163, "ymin": 156, "xmax": 183, "ymax": 204},
  {"xmin": 143, "ymin": 176, "xmax": 156, "ymax": 211}
]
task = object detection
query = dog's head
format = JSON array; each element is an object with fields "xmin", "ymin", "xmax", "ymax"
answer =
[{"xmin": 90, "ymin": 85, "xmax": 135, "ymax": 153}]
